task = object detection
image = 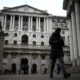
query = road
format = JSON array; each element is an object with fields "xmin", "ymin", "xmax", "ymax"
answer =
[{"xmin": 0, "ymin": 74, "xmax": 80, "ymax": 80}]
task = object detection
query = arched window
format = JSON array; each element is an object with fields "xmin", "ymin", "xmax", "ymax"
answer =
[
  {"xmin": 41, "ymin": 42, "xmax": 44, "ymax": 46},
  {"xmin": 32, "ymin": 63, "xmax": 37, "ymax": 73},
  {"xmin": 14, "ymin": 33, "xmax": 17, "ymax": 37},
  {"xmin": 5, "ymin": 40, "xmax": 8, "ymax": 44},
  {"xmin": 22, "ymin": 35, "xmax": 28, "ymax": 45},
  {"xmin": 41, "ymin": 35, "xmax": 44, "ymax": 38},
  {"xmin": 12, "ymin": 63, "xmax": 16, "ymax": 73}
]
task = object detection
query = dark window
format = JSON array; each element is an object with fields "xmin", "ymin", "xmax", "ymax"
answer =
[
  {"xmin": 41, "ymin": 18, "xmax": 44, "ymax": 22},
  {"xmin": 32, "ymin": 55, "xmax": 37, "ymax": 59},
  {"xmin": 62, "ymin": 31, "xmax": 65, "ymax": 34},
  {"xmin": 41, "ymin": 42, "xmax": 44, "ymax": 46},
  {"xmin": 12, "ymin": 54, "xmax": 16, "ymax": 59},
  {"xmin": 61, "ymin": 23, "xmax": 64, "ymax": 27},
  {"xmin": 5, "ymin": 40, "xmax": 8, "ymax": 44},
  {"xmin": 14, "ymin": 40, "xmax": 17, "ymax": 44},
  {"xmin": 6, "ymin": 33, "xmax": 9, "ymax": 36},
  {"xmin": 14, "ymin": 33, "xmax": 17, "ymax": 37},
  {"xmin": 14, "ymin": 16, "xmax": 18, "ymax": 31},
  {"xmin": 33, "ymin": 26, "xmax": 36, "ymax": 31},
  {"xmin": 41, "ymin": 55, "xmax": 45, "ymax": 59},
  {"xmin": 6, "ymin": 15, "xmax": 10, "ymax": 30},
  {"xmin": 41, "ymin": 35, "xmax": 44, "ymax": 38},
  {"xmin": 59, "ymin": 19, "xmax": 63, "ymax": 23},
  {"xmin": 62, "ymin": 36, "xmax": 65, "ymax": 41},
  {"xmin": 3, "ymin": 54, "xmax": 7, "ymax": 59},
  {"xmin": 33, "ymin": 34, "xmax": 36, "ymax": 38},
  {"xmin": 22, "ymin": 35, "xmax": 28, "ymax": 45},
  {"xmin": 7, "ymin": 15, "xmax": 10, "ymax": 20},
  {"xmin": 15, "ymin": 16, "xmax": 18, "ymax": 20},
  {"xmin": 33, "ymin": 41, "xmax": 36, "ymax": 45},
  {"xmin": 41, "ymin": 26, "xmax": 44, "ymax": 32}
]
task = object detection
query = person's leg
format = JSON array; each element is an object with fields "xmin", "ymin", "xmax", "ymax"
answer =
[
  {"xmin": 58, "ymin": 57, "xmax": 71, "ymax": 78},
  {"xmin": 58, "ymin": 57, "xmax": 66, "ymax": 73},
  {"xmin": 57, "ymin": 66, "xmax": 61, "ymax": 74},
  {"xmin": 50, "ymin": 58, "xmax": 57, "ymax": 78}
]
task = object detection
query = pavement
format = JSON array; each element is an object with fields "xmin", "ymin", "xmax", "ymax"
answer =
[{"xmin": 0, "ymin": 74, "xmax": 80, "ymax": 80}]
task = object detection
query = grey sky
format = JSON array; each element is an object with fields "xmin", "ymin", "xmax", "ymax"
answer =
[{"xmin": 0, "ymin": 0, "xmax": 66, "ymax": 16}]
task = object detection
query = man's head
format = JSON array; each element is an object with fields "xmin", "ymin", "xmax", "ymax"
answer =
[{"xmin": 55, "ymin": 28, "xmax": 61, "ymax": 34}]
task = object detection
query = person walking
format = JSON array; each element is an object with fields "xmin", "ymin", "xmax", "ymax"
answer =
[{"xmin": 49, "ymin": 28, "xmax": 71, "ymax": 78}]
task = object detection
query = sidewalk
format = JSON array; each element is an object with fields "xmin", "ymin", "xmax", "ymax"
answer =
[{"xmin": 0, "ymin": 74, "xmax": 80, "ymax": 80}]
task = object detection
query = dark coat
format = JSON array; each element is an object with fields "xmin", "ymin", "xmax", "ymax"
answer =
[{"xmin": 49, "ymin": 32, "xmax": 64, "ymax": 59}]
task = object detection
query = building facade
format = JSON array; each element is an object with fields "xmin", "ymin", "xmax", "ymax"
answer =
[
  {"xmin": 0, "ymin": 4, "xmax": 71, "ymax": 74},
  {"xmin": 63, "ymin": 0, "xmax": 80, "ymax": 67}
]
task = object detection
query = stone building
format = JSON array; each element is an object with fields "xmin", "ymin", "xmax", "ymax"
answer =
[
  {"xmin": 0, "ymin": 4, "xmax": 71, "ymax": 74},
  {"xmin": 63, "ymin": 0, "xmax": 80, "ymax": 66}
]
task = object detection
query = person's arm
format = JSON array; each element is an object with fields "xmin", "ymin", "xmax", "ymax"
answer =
[
  {"xmin": 58, "ymin": 37, "xmax": 65, "ymax": 47},
  {"xmin": 49, "ymin": 34, "xmax": 58, "ymax": 45},
  {"xmin": 64, "ymin": 45, "xmax": 69, "ymax": 47}
]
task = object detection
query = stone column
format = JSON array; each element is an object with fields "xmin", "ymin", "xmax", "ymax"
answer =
[
  {"xmin": 18, "ymin": 16, "xmax": 20, "ymax": 31},
  {"xmin": 38, "ymin": 54, "xmax": 41, "ymax": 74},
  {"xmin": 1, "ymin": 15, "xmax": 4, "ymax": 29},
  {"xmin": 12, "ymin": 15, "xmax": 15, "ymax": 31},
  {"xmin": 44, "ymin": 18, "xmax": 46, "ymax": 32},
  {"xmin": 36, "ymin": 17, "xmax": 38, "ymax": 31},
  {"xmin": 45, "ymin": 55, "xmax": 50, "ymax": 74},
  {"xmin": 17, "ymin": 54, "xmax": 20, "ymax": 74},
  {"xmin": 28, "ymin": 16, "xmax": 31, "ymax": 31},
  {"xmin": 21, "ymin": 16, "xmax": 23, "ymax": 30},
  {"xmin": 31, "ymin": 17, "xmax": 33, "ymax": 30},
  {"xmin": 29, "ymin": 54, "xmax": 32, "ymax": 74},
  {"xmin": 68, "ymin": 19, "xmax": 74, "ymax": 61},
  {"xmin": 47, "ymin": 18, "xmax": 48, "ymax": 31},
  {"xmin": 39, "ymin": 17, "xmax": 40, "ymax": 31},
  {"xmin": 4, "ymin": 15, "xmax": 6, "ymax": 30},
  {"xmin": 75, "ymin": 0, "xmax": 80, "ymax": 57},
  {"xmin": 71, "ymin": 10, "xmax": 78, "ymax": 60},
  {"xmin": 10, "ymin": 15, "xmax": 12, "ymax": 30},
  {"xmin": 8, "ymin": 53, "xmax": 11, "ymax": 70},
  {"xmin": 45, "ymin": 18, "xmax": 47, "ymax": 31}
]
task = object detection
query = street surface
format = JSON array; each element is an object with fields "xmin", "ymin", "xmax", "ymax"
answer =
[{"xmin": 0, "ymin": 74, "xmax": 80, "ymax": 80}]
